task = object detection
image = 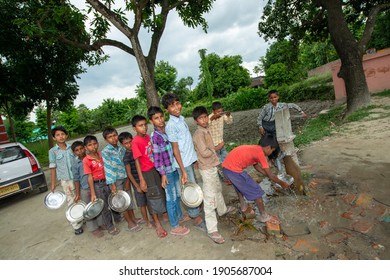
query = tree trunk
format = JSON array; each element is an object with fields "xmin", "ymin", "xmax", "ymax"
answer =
[
  {"xmin": 129, "ymin": 37, "xmax": 160, "ymax": 108},
  {"xmin": 321, "ymin": 0, "xmax": 371, "ymax": 115},
  {"xmin": 46, "ymin": 101, "xmax": 54, "ymax": 148}
]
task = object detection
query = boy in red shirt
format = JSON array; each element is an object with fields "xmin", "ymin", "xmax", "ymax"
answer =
[
  {"xmin": 83, "ymin": 135, "xmax": 120, "ymax": 235},
  {"xmin": 131, "ymin": 115, "xmax": 168, "ymax": 238},
  {"xmin": 222, "ymin": 134, "xmax": 290, "ymax": 224}
]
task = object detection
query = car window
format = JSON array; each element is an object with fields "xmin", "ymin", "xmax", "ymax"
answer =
[{"xmin": 0, "ymin": 146, "xmax": 26, "ymax": 165}]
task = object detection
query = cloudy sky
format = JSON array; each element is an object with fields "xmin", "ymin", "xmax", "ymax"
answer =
[{"xmin": 73, "ymin": 0, "xmax": 269, "ymax": 109}]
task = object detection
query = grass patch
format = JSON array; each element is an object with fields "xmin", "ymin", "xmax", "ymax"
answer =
[
  {"xmin": 345, "ymin": 105, "xmax": 376, "ymax": 122},
  {"xmin": 294, "ymin": 106, "xmax": 344, "ymax": 147},
  {"xmin": 373, "ymin": 89, "xmax": 390, "ymax": 97},
  {"xmin": 23, "ymin": 140, "xmax": 49, "ymax": 167}
]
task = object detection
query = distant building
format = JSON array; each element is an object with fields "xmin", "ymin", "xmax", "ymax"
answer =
[{"xmin": 250, "ymin": 76, "xmax": 265, "ymax": 88}]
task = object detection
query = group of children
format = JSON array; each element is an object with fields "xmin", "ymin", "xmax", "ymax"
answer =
[{"xmin": 49, "ymin": 90, "xmax": 301, "ymax": 244}]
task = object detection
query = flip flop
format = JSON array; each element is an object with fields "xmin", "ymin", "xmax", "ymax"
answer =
[
  {"xmin": 258, "ymin": 213, "xmax": 280, "ymax": 224},
  {"xmin": 92, "ymin": 229, "xmax": 104, "ymax": 238},
  {"xmin": 170, "ymin": 225, "xmax": 190, "ymax": 236},
  {"xmin": 208, "ymin": 232, "xmax": 225, "ymax": 244},
  {"xmin": 156, "ymin": 227, "xmax": 168, "ymax": 238},
  {"xmin": 179, "ymin": 213, "xmax": 191, "ymax": 223},
  {"xmin": 74, "ymin": 228, "xmax": 84, "ymax": 235},
  {"xmin": 108, "ymin": 227, "xmax": 120, "ymax": 235},
  {"xmin": 127, "ymin": 224, "xmax": 143, "ymax": 232},
  {"xmin": 224, "ymin": 206, "xmax": 237, "ymax": 215},
  {"xmin": 194, "ymin": 221, "xmax": 207, "ymax": 233},
  {"xmin": 136, "ymin": 218, "xmax": 146, "ymax": 224}
]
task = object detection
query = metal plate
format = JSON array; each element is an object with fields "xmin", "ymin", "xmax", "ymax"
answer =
[
  {"xmin": 44, "ymin": 191, "xmax": 66, "ymax": 210},
  {"xmin": 83, "ymin": 198, "xmax": 104, "ymax": 220},
  {"xmin": 181, "ymin": 182, "xmax": 203, "ymax": 208},
  {"xmin": 108, "ymin": 190, "xmax": 131, "ymax": 213},
  {"xmin": 65, "ymin": 201, "xmax": 86, "ymax": 223}
]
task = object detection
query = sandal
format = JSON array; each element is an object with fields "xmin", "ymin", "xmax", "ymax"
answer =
[
  {"xmin": 170, "ymin": 226, "xmax": 190, "ymax": 236},
  {"xmin": 108, "ymin": 227, "xmax": 120, "ymax": 235},
  {"xmin": 136, "ymin": 218, "xmax": 146, "ymax": 224},
  {"xmin": 208, "ymin": 232, "xmax": 225, "ymax": 244},
  {"xmin": 74, "ymin": 228, "xmax": 84, "ymax": 235},
  {"xmin": 242, "ymin": 206, "xmax": 256, "ymax": 219},
  {"xmin": 179, "ymin": 213, "xmax": 191, "ymax": 224},
  {"xmin": 92, "ymin": 229, "xmax": 104, "ymax": 238},
  {"xmin": 258, "ymin": 213, "xmax": 280, "ymax": 224},
  {"xmin": 127, "ymin": 224, "xmax": 143, "ymax": 232},
  {"xmin": 156, "ymin": 226, "xmax": 168, "ymax": 238}
]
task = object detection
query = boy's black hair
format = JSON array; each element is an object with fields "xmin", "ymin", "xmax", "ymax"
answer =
[
  {"xmin": 147, "ymin": 106, "xmax": 164, "ymax": 120},
  {"xmin": 102, "ymin": 126, "xmax": 117, "ymax": 139},
  {"xmin": 192, "ymin": 106, "xmax": 209, "ymax": 120},
  {"xmin": 131, "ymin": 115, "xmax": 147, "ymax": 127},
  {"xmin": 212, "ymin": 101, "xmax": 223, "ymax": 110},
  {"xmin": 71, "ymin": 141, "xmax": 84, "ymax": 152},
  {"xmin": 118, "ymin": 131, "xmax": 133, "ymax": 143},
  {"xmin": 83, "ymin": 135, "xmax": 98, "ymax": 146},
  {"xmin": 259, "ymin": 133, "xmax": 278, "ymax": 149},
  {"xmin": 51, "ymin": 126, "xmax": 68, "ymax": 137},
  {"xmin": 161, "ymin": 92, "xmax": 179, "ymax": 109},
  {"xmin": 267, "ymin": 89, "xmax": 279, "ymax": 97}
]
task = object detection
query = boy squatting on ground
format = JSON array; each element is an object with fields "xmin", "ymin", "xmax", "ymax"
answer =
[
  {"xmin": 48, "ymin": 126, "xmax": 83, "ymax": 235},
  {"xmin": 71, "ymin": 141, "xmax": 105, "ymax": 238},
  {"xmin": 119, "ymin": 132, "xmax": 153, "ymax": 229},
  {"xmin": 82, "ymin": 135, "xmax": 120, "ymax": 235},
  {"xmin": 208, "ymin": 101, "xmax": 233, "ymax": 163},
  {"xmin": 131, "ymin": 115, "xmax": 168, "ymax": 238},
  {"xmin": 162, "ymin": 92, "xmax": 207, "ymax": 232},
  {"xmin": 192, "ymin": 106, "xmax": 237, "ymax": 244},
  {"xmin": 101, "ymin": 127, "xmax": 142, "ymax": 232},
  {"xmin": 222, "ymin": 134, "xmax": 291, "ymax": 224},
  {"xmin": 148, "ymin": 106, "xmax": 191, "ymax": 236}
]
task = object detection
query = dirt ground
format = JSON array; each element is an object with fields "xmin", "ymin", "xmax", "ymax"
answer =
[{"xmin": 0, "ymin": 96, "xmax": 389, "ymax": 260}]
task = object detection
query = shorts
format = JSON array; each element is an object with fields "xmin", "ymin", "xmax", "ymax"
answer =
[
  {"xmin": 143, "ymin": 168, "xmax": 166, "ymax": 214},
  {"xmin": 222, "ymin": 168, "xmax": 264, "ymax": 201},
  {"xmin": 132, "ymin": 183, "xmax": 148, "ymax": 208}
]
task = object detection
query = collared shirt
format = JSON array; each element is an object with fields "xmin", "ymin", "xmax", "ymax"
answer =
[
  {"xmin": 151, "ymin": 128, "xmax": 176, "ymax": 176},
  {"xmin": 208, "ymin": 113, "xmax": 233, "ymax": 146},
  {"xmin": 132, "ymin": 135, "xmax": 154, "ymax": 172},
  {"xmin": 72, "ymin": 157, "xmax": 89, "ymax": 190},
  {"xmin": 257, "ymin": 102, "xmax": 303, "ymax": 128},
  {"xmin": 192, "ymin": 125, "xmax": 220, "ymax": 170},
  {"xmin": 48, "ymin": 143, "xmax": 74, "ymax": 180},
  {"xmin": 101, "ymin": 143, "xmax": 127, "ymax": 185},
  {"xmin": 83, "ymin": 152, "xmax": 105, "ymax": 181},
  {"xmin": 165, "ymin": 114, "xmax": 197, "ymax": 168}
]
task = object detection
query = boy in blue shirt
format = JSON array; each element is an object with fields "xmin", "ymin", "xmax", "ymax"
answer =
[
  {"xmin": 102, "ymin": 127, "xmax": 142, "ymax": 232},
  {"xmin": 49, "ymin": 126, "xmax": 83, "ymax": 235},
  {"xmin": 162, "ymin": 92, "xmax": 206, "ymax": 232}
]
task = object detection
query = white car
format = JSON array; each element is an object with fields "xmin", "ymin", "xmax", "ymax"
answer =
[{"xmin": 0, "ymin": 142, "xmax": 48, "ymax": 199}]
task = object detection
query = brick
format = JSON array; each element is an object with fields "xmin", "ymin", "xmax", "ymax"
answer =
[
  {"xmin": 319, "ymin": 220, "xmax": 329, "ymax": 228},
  {"xmin": 341, "ymin": 212, "xmax": 354, "ymax": 220},
  {"xmin": 342, "ymin": 193, "xmax": 357, "ymax": 205},
  {"xmin": 352, "ymin": 220, "xmax": 374, "ymax": 233},
  {"xmin": 341, "ymin": 208, "xmax": 363, "ymax": 220},
  {"xmin": 355, "ymin": 193, "xmax": 373, "ymax": 208},
  {"xmin": 365, "ymin": 204, "xmax": 387, "ymax": 219},
  {"xmin": 266, "ymin": 222, "xmax": 282, "ymax": 238},
  {"xmin": 292, "ymin": 239, "xmax": 320, "ymax": 253},
  {"xmin": 323, "ymin": 231, "xmax": 350, "ymax": 244}
]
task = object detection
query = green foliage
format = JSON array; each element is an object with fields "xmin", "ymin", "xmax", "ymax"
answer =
[
  {"xmin": 299, "ymin": 39, "xmax": 339, "ymax": 70},
  {"xmin": 277, "ymin": 74, "xmax": 334, "ymax": 102},
  {"xmin": 23, "ymin": 141, "xmax": 49, "ymax": 166},
  {"xmin": 345, "ymin": 105, "xmax": 376, "ymax": 122},
  {"xmin": 264, "ymin": 63, "xmax": 291, "ymax": 87},
  {"xmin": 374, "ymin": 89, "xmax": 390, "ymax": 97},
  {"xmin": 366, "ymin": 10, "xmax": 390, "ymax": 50},
  {"xmin": 260, "ymin": 40, "xmax": 299, "ymax": 71}
]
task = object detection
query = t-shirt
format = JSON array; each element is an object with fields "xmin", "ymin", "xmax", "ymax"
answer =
[
  {"xmin": 132, "ymin": 135, "xmax": 154, "ymax": 172},
  {"xmin": 83, "ymin": 152, "xmax": 105, "ymax": 180},
  {"xmin": 222, "ymin": 145, "xmax": 269, "ymax": 173},
  {"xmin": 123, "ymin": 150, "xmax": 140, "ymax": 183}
]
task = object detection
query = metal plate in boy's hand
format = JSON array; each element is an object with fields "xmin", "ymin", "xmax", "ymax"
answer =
[{"xmin": 44, "ymin": 191, "xmax": 66, "ymax": 210}]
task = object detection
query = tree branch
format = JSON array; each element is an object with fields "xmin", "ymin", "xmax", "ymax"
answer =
[
  {"xmin": 58, "ymin": 36, "xmax": 135, "ymax": 56},
  {"xmin": 360, "ymin": 3, "xmax": 390, "ymax": 50}
]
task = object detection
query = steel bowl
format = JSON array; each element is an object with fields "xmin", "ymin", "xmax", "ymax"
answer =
[
  {"xmin": 108, "ymin": 190, "xmax": 131, "ymax": 213},
  {"xmin": 65, "ymin": 201, "xmax": 86, "ymax": 223},
  {"xmin": 181, "ymin": 182, "xmax": 203, "ymax": 208},
  {"xmin": 83, "ymin": 198, "xmax": 104, "ymax": 220},
  {"xmin": 44, "ymin": 191, "xmax": 66, "ymax": 210}
]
